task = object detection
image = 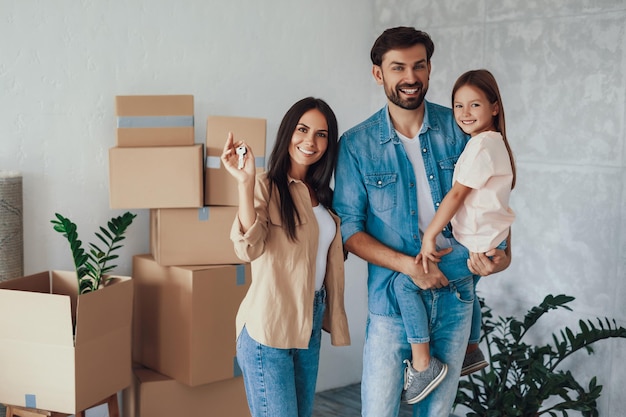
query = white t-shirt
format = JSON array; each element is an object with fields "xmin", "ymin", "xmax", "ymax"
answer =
[
  {"xmin": 398, "ymin": 130, "xmax": 452, "ymax": 249},
  {"xmin": 313, "ymin": 204, "xmax": 336, "ymax": 291},
  {"xmin": 451, "ymin": 130, "xmax": 515, "ymax": 252}
]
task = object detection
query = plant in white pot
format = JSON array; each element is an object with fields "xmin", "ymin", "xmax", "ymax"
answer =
[{"xmin": 51, "ymin": 211, "xmax": 136, "ymax": 294}]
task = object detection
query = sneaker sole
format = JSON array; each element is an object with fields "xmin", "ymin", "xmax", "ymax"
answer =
[
  {"xmin": 404, "ymin": 364, "xmax": 448, "ymax": 405},
  {"xmin": 460, "ymin": 360, "xmax": 488, "ymax": 376}
]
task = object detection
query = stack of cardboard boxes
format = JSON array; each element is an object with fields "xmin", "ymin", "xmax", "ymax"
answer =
[{"xmin": 110, "ymin": 95, "xmax": 266, "ymax": 416}]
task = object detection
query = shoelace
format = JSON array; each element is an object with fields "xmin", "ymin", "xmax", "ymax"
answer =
[{"xmin": 403, "ymin": 360, "xmax": 414, "ymax": 390}]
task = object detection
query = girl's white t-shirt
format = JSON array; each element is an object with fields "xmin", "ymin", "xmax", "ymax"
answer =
[{"xmin": 451, "ymin": 130, "xmax": 515, "ymax": 252}]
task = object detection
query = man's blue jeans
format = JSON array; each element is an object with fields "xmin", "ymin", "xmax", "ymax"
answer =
[
  {"xmin": 236, "ymin": 288, "xmax": 326, "ymax": 417},
  {"xmin": 469, "ymin": 275, "xmax": 482, "ymax": 344},
  {"xmin": 470, "ymin": 240, "xmax": 506, "ymax": 344},
  {"xmin": 361, "ymin": 275, "xmax": 474, "ymax": 417}
]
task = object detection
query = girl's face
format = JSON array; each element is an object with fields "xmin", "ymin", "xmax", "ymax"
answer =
[
  {"xmin": 453, "ymin": 85, "xmax": 499, "ymax": 137},
  {"xmin": 288, "ymin": 108, "xmax": 329, "ymax": 178}
]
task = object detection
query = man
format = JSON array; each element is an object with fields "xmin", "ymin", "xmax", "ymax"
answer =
[{"xmin": 333, "ymin": 27, "xmax": 511, "ymax": 417}]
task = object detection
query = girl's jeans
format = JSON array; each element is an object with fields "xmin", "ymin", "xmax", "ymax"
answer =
[
  {"xmin": 236, "ymin": 288, "xmax": 326, "ymax": 417},
  {"xmin": 393, "ymin": 274, "xmax": 430, "ymax": 344}
]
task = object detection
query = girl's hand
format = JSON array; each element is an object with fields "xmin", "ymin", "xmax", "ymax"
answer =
[
  {"xmin": 416, "ymin": 241, "xmax": 450, "ymax": 274},
  {"xmin": 221, "ymin": 132, "xmax": 256, "ymax": 184}
]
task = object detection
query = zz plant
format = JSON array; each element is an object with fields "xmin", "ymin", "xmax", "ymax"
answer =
[
  {"xmin": 51, "ymin": 211, "xmax": 136, "ymax": 294},
  {"xmin": 455, "ymin": 294, "xmax": 626, "ymax": 417}
]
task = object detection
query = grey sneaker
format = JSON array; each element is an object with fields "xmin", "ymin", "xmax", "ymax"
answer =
[
  {"xmin": 401, "ymin": 358, "xmax": 448, "ymax": 404},
  {"xmin": 461, "ymin": 348, "xmax": 488, "ymax": 376}
]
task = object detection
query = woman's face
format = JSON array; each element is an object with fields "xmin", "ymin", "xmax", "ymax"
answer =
[{"xmin": 288, "ymin": 108, "xmax": 329, "ymax": 178}]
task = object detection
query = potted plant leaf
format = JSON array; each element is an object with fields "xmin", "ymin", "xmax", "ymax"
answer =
[
  {"xmin": 455, "ymin": 294, "xmax": 626, "ymax": 417},
  {"xmin": 51, "ymin": 211, "xmax": 136, "ymax": 294}
]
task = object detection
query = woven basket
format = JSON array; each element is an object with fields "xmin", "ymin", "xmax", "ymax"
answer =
[{"xmin": 0, "ymin": 171, "xmax": 23, "ymax": 282}]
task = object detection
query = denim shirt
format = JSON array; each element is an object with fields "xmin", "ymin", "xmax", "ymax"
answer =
[{"xmin": 333, "ymin": 101, "xmax": 473, "ymax": 315}]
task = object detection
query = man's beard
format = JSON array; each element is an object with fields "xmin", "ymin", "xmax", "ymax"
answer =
[{"xmin": 385, "ymin": 83, "xmax": 427, "ymax": 110}]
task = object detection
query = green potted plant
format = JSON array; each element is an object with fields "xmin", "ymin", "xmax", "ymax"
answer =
[
  {"xmin": 455, "ymin": 294, "xmax": 626, "ymax": 417},
  {"xmin": 51, "ymin": 211, "xmax": 136, "ymax": 294}
]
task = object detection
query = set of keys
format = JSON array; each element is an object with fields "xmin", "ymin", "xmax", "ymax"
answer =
[{"xmin": 236, "ymin": 145, "xmax": 247, "ymax": 169}]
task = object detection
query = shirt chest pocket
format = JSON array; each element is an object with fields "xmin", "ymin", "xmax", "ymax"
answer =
[
  {"xmin": 365, "ymin": 173, "xmax": 397, "ymax": 212},
  {"xmin": 437, "ymin": 156, "xmax": 459, "ymax": 193}
]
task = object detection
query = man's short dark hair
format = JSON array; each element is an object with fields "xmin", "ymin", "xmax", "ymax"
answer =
[{"xmin": 370, "ymin": 27, "xmax": 435, "ymax": 66}]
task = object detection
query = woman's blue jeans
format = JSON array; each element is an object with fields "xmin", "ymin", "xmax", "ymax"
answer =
[{"xmin": 236, "ymin": 288, "xmax": 326, "ymax": 417}]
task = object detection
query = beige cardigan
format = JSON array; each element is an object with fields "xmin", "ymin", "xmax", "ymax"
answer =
[{"xmin": 230, "ymin": 172, "xmax": 351, "ymax": 349}]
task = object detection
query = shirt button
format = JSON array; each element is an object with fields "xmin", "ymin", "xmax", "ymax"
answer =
[
  {"xmin": 411, "ymin": 210, "xmax": 415, "ymax": 215},
  {"xmin": 422, "ymin": 148, "xmax": 427, "ymax": 153},
  {"xmin": 409, "ymin": 183, "xmax": 414, "ymax": 187},
  {"xmin": 413, "ymin": 234, "xmax": 418, "ymax": 239},
  {"xmin": 429, "ymin": 175, "xmax": 434, "ymax": 180},
  {"xmin": 377, "ymin": 180, "xmax": 382, "ymax": 185},
  {"xmin": 435, "ymin": 202, "xmax": 440, "ymax": 207}
]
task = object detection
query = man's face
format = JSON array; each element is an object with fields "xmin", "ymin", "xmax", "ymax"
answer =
[{"xmin": 373, "ymin": 44, "xmax": 431, "ymax": 111}]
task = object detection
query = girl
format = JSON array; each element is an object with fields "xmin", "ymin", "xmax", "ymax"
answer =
[
  {"xmin": 396, "ymin": 69, "xmax": 515, "ymax": 403},
  {"xmin": 221, "ymin": 97, "xmax": 351, "ymax": 417},
  {"xmin": 420, "ymin": 68, "xmax": 516, "ymax": 374}
]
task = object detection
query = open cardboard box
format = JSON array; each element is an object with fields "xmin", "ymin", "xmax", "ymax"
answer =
[{"xmin": 0, "ymin": 271, "xmax": 134, "ymax": 414}]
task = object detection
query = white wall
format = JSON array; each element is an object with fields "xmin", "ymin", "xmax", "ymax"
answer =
[
  {"xmin": 0, "ymin": 0, "xmax": 374, "ymax": 411},
  {"xmin": 3, "ymin": 0, "xmax": 626, "ymax": 416},
  {"xmin": 372, "ymin": 0, "xmax": 626, "ymax": 415}
]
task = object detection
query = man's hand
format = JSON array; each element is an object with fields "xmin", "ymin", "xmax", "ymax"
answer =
[
  {"xmin": 405, "ymin": 254, "xmax": 449, "ymax": 289},
  {"xmin": 468, "ymin": 231, "xmax": 512, "ymax": 276},
  {"xmin": 343, "ymin": 232, "xmax": 451, "ymax": 289},
  {"xmin": 467, "ymin": 248, "xmax": 510, "ymax": 276}
]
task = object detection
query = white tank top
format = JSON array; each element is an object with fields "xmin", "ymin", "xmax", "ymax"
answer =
[{"xmin": 313, "ymin": 204, "xmax": 335, "ymax": 290}]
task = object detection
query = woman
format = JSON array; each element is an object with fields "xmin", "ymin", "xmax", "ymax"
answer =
[{"xmin": 221, "ymin": 97, "xmax": 351, "ymax": 417}]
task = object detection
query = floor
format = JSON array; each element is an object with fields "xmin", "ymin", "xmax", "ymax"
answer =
[
  {"xmin": 313, "ymin": 383, "xmax": 414, "ymax": 417},
  {"xmin": 0, "ymin": 384, "xmax": 418, "ymax": 417}
]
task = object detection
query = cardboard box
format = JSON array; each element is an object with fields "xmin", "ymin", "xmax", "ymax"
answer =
[
  {"xmin": 205, "ymin": 115, "xmax": 266, "ymax": 206},
  {"xmin": 109, "ymin": 144, "xmax": 203, "ymax": 209},
  {"xmin": 132, "ymin": 255, "xmax": 250, "ymax": 386},
  {"xmin": 0, "ymin": 271, "xmax": 133, "ymax": 414},
  {"xmin": 150, "ymin": 206, "xmax": 240, "ymax": 266},
  {"xmin": 115, "ymin": 95, "xmax": 194, "ymax": 147},
  {"xmin": 123, "ymin": 366, "xmax": 250, "ymax": 417}
]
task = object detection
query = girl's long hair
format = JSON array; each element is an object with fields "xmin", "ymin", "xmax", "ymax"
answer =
[
  {"xmin": 452, "ymin": 69, "xmax": 516, "ymax": 189},
  {"xmin": 266, "ymin": 97, "xmax": 339, "ymax": 241}
]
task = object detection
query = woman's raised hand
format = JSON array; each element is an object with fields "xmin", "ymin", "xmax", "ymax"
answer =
[{"xmin": 221, "ymin": 132, "xmax": 256, "ymax": 184}]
